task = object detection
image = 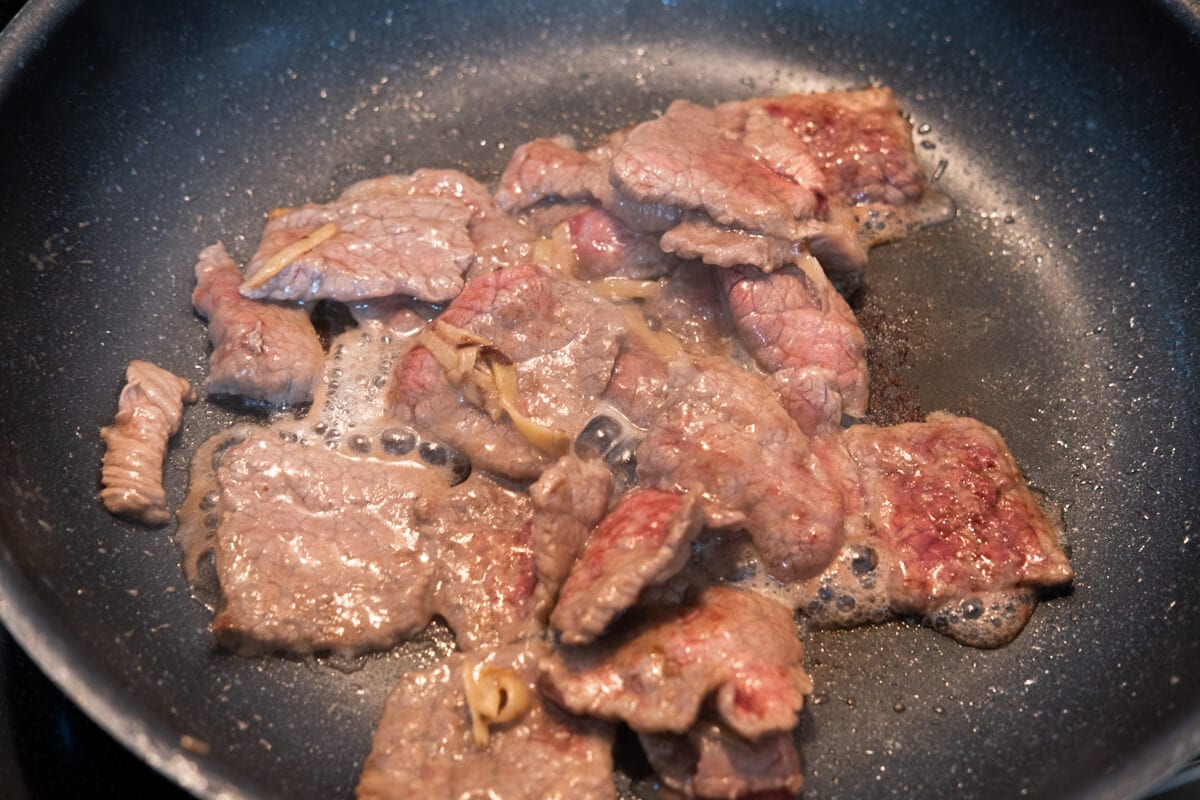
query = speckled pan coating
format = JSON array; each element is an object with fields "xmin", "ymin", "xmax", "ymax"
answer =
[{"xmin": 0, "ymin": 2, "xmax": 1197, "ymax": 800}]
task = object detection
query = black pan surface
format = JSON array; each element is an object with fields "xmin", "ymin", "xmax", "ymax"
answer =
[{"xmin": 0, "ymin": 1, "xmax": 1197, "ymax": 798}]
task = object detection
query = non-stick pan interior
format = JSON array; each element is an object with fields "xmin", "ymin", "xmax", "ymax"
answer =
[{"xmin": 0, "ymin": 1, "xmax": 1197, "ymax": 798}]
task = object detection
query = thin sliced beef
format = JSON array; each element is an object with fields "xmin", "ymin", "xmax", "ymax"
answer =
[
  {"xmin": 601, "ymin": 340, "xmax": 673, "ymax": 430},
  {"xmin": 388, "ymin": 263, "xmax": 627, "ymax": 480},
  {"xmin": 640, "ymin": 724, "xmax": 804, "ymax": 800},
  {"xmin": 496, "ymin": 130, "xmax": 630, "ymax": 213},
  {"xmin": 611, "ymin": 100, "xmax": 822, "ymax": 239},
  {"xmin": 240, "ymin": 182, "xmax": 475, "ymax": 304},
  {"xmin": 637, "ymin": 357, "xmax": 844, "ymax": 582},
  {"xmin": 358, "ymin": 640, "xmax": 615, "ymax": 800},
  {"xmin": 192, "ymin": 242, "xmax": 325, "ymax": 405},
  {"xmin": 100, "ymin": 360, "xmax": 196, "ymax": 526},
  {"xmin": 719, "ymin": 257, "xmax": 868, "ymax": 429},
  {"xmin": 799, "ymin": 413, "xmax": 1074, "ymax": 647},
  {"xmin": 530, "ymin": 454, "xmax": 614, "ymax": 607},
  {"xmin": 540, "ymin": 586, "xmax": 811, "ymax": 739},
  {"xmin": 569, "ymin": 206, "xmax": 675, "ymax": 281},
  {"xmin": 342, "ymin": 169, "xmax": 539, "ymax": 278},
  {"xmin": 748, "ymin": 88, "xmax": 925, "ymax": 207},
  {"xmin": 660, "ymin": 218, "xmax": 801, "ymax": 272},
  {"xmin": 552, "ymin": 489, "xmax": 704, "ymax": 645},
  {"xmin": 208, "ymin": 432, "xmax": 536, "ymax": 654}
]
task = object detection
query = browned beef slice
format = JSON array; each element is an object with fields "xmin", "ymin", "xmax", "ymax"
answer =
[
  {"xmin": 530, "ymin": 455, "xmax": 614, "ymax": 606},
  {"xmin": 568, "ymin": 205, "xmax": 676, "ymax": 280},
  {"xmin": 540, "ymin": 586, "xmax": 811, "ymax": 739},
  {"xmin": 551, "ymin": 489, "xmax": 704, "ymax": 645},
  {"xmin": 637, "ymin": 357, "xmax": 845, "ymax": 582},
  {"xmin": 343, "ymin": 169, "xmax": 539, "ymax": 279},
  {"xmin": 719, "ymin": 259, "xmax": 868, "ymax": 429},
  {"xmin": 747, "ymin": 88, "xmax": 925, "ymax": 207},
  {"xmin": 191, "ymin": 242, "xmax": 325, "ymax": 405},
  {"xmin": 240, "ymin": 180, "xmax": 475, "ymax": 304},
  {"xmin": 358, "ymin": 640, "xmax": 615, "ymax": 800},
  {"xmin": 495, "ymin": 135, "xmax": 616, "ymax": 212},
  {"xmin": 210, "ymin": 432, "xmax": 537, "ymax": 654},
  {"xmin": 611, "ymin": 100, "xmax": 822, "ymax": 240},
  {"xmin": 642, "ymin": 263, "xmax": 741, "ymax": 360},
  {"xmin": 640, "ymin": 724, "xmax": 804, "ymax": 800},
  {"xmin": 660, "ymin": 218, "xmax": 802, "ymax": 272},
  {"xmin": 388, "ymin": 263, "xmax": 627, "ymax": 481},
  {"xmin": 100, "ymin": 360, "xmax": 196, "ymax": 526},
  {"xmin": 799, "ymin": 413, "xmax": 1073, "ymax": 647}
]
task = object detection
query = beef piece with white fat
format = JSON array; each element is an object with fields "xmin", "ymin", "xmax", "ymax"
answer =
[
  {"xmin": 208, "ymin": 432, "xmax": 537, "ymax": 654},
  {"xmin": 240, "ymin": 177, "xmax": 476, "ymax": 304},
  {"xmin": 358, "ymin": 640, "xmax": 615, "ymax": 800},
  {"xmin": 100, "ymin": 360, "xmax": 196, "ymax": 526},
  {"xmin": 192, "ymin": 242, "xmax": 325, "ymax": 405},
  {"xmin": 718, "ymin": 257, "xmax": 868, "ymax": 431},
  {"xmin": 388, "ymin": 263, "xmax": 627, "ymax": 481},
  {"xmin": 637, "ymin": 356, "xmax": 845, "ymax": 582},
  {"xmin": 529, "ymin": 454, "xmax": 614, "ymax": 610},
  {"xmin": 640, "ymin": 723, "xmax": 804, "ymax": 800},
  {"xmin": 540, "ymin": 586, "xmax": 811, "ymax": 739},
  {"xmin": 551, "ymin": 488, "xmax": 704, "ymax": 645},
  {"xmin": 797, "ymin": 413, "xmax": 1074, "ymax": 647}
]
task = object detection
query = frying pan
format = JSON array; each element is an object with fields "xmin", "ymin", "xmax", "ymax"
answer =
[{"xmin": 1, "ymin": 0, "xmax": 1198, "ymax": 798}]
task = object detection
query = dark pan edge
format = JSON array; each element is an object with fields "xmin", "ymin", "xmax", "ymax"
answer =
[{"xmin": 0, "ymin": 552, "xmax": 249, "ymax": 800}]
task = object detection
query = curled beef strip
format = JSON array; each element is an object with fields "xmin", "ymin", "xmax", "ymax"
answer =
[
  {"xmin": 797, "ymin": 413, "xmax": 1074, "ymax": 647},
  {"xmin": 205, "ymin": 432, "xmax": 536, "ymax": 655},
  {"xmin": 388, "ymin": 263, "xmax": 627, "ymax": 481},
  {"xmin": 240, "ymin": 177, "xmax": 475, "ymax": 304},
  {"xmin": 640, "ymin": 724, "xmax": 804, "ymax": 800},
  {"xmin": 192, "ymin": 242, "xmax": 325, "ymax": 405},
  {"xmin": 551, "ymin": 488, "xmax": 705, "ymax": 645},
  {"xmin": 358, "ymin": 640, "xmax": 615, "ymax": 800},
  {"xmin": 541, "ymin": 586, "xmax": 811, "ymax": 740},
  {"xmin": 99, "ymin": 360, "xmax": 196, "ymax": 526},
  {"xmin": 637, "ymin": 356, "xmax": 845, "ymax": 582},
  {"xmin": 718, "ymin": 256, "xmax": 868, "ymax": 431},
  {"xmin": 530, "ymin": 454, "xmax": 614, "ymax": 609}
]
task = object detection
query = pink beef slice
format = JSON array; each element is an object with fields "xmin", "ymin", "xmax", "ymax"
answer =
[
  {"xmin": 209, "ymin": 432, "xmax": 537, "ymax": 655},
  {"xmin": 100, "ymin": 360, "xmax": 196, "ymax": 526},
  {"xmin": 240, "ymin": 177, "xmax": 475, "ymax": 304},
  {"xmin": 637, "ymin": 356, "xmax": 845, "ymax": 582},
  {"xmin": 551, "ymin": 489, "xmax": 705, "ymax": 645},
  {"xmin": 342, "ymin": 169, "xmax": 539, "ymax": 279},
  {"xmin": 387, "ymin": 263, "xmax": 627, "ymax": 481},
  {"xmin": 357, "ymin": 640, "xmax": 615, "ymax": 800},
  {"xmin": 640, "ymin": 724, "xmax": 804, "ymax": 800},
  {"xmin": 568, "ymin": 205, "xmax": 676, "ymax": 280},
  {"xmin": 540, "ymin": 586, "xmax": 812, "ymax": 739},
  {"xmin": 718, "ymin": 258, "xmax": 868, "ymax": 431},
  {"xmin": 192, "ymin": 242, "xmax": 325, "ymax": 405},
  {"xmin": 609, "ymin": 99, "xmax": 868, "ymax": 276},
  {"xmin": 748, "ymin": 87, "xmax": 926, "ymax": 207},
  {"xmin": 530, "ymin": 455, "xmax": 614, "ymax": 607},
  {"xmin": 495, "ymin": 129, "xmax": 631, "ymax": 213},
  {"xmin": 799, "ymin": 412, "xmax": 1074, "ymax": 648}
]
